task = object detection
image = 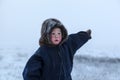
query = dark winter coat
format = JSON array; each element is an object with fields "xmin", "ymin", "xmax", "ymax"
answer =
[{"xmin": 22, "ymin": 18, "xmax": 91, "ymax": 80}]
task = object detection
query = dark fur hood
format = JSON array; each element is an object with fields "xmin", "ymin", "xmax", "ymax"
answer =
[{"xmin": 39, "ymin": 18, "xmax": 68, "ymax": 46}]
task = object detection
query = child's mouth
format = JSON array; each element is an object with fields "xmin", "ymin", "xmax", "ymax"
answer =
[{"xmin": 55, "ymin": 40, "xmax": 59, "ymax": 42}]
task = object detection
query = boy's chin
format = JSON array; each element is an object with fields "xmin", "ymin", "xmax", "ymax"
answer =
[{"xmin": 52, "ymin": 42, "xmax": 60, "ymax": 45}]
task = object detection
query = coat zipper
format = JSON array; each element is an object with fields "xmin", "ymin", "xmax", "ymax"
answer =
[
  {"xmin": 58, "ymin": 51, "xmax": 62, "ymax": 80},
  {"xmin": 58, "ymin": 49, "xmax": 68, "ymax": 80}
]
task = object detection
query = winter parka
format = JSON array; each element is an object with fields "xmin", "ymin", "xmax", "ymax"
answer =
[{"xmin": 22, "ymin": 18, "xmax": 91, "ymax": 80}]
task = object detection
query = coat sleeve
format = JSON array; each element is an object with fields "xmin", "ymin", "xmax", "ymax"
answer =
[
  {"xmin": 22, "ymin": 53, "xmax": 43, "ymax": 80},
  {"xmin": 66, "ymin": 31, "xmax": 91, "ymax": 56}
]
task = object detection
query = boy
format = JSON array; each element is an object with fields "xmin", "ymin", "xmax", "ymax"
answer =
[{"xmin": 23, "ymin": 18, "xmax": 91, "ymax": 80}]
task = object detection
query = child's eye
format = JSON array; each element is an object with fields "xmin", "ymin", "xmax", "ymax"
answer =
[
  {"xmin": 58, "ymin": 33, "xmax": 61, "ymax": 35},
  {"xmin": 52, "ymin": 33, "xmax": 55, "ymax": 35}
]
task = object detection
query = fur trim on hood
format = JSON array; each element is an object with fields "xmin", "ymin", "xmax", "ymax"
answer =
[{"xmin": 39, "ymin": 18, "xmax": 68, "ymax": 46}]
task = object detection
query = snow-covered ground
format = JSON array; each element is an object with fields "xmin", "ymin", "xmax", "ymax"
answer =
[
  {"xmin": 0, "ymin": 46, "xmax": 120, "ymax": 80},
  {"xmin": 72, "ymin": 55, "xmax": 120, "ymax": 80}
]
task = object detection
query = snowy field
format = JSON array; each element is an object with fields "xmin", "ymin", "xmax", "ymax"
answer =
[
  {"xmin": 0, "ymin": 46, "xmax": 120, "ymax": 80},
  {"xmin": 72, "ymin": 55, "xmax": 120, "ymax": 80}
]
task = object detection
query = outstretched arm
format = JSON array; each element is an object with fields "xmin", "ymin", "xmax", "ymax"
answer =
[{"xmin": 66, "ymin": 29, "xmax": 92, "ymax": 55}]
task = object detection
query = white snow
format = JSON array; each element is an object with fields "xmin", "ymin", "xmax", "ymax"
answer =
[{"xmin": 0, "ymin": 45, "xmax": 120, "ymax": 80}]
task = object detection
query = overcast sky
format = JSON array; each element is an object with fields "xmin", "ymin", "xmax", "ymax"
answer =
[{"xmin": 0, "ymin": 0, "xmax": 120, "ymax": 48}]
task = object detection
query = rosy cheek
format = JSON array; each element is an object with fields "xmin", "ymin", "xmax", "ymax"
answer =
[{"xmin": 50, "ymin": 36, "xmax": 53, "ymax": 41}]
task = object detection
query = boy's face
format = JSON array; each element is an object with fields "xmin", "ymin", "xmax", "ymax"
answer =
[{"xmin": 50, "ymin": 28, "xmax": 62, "ymax": 45}]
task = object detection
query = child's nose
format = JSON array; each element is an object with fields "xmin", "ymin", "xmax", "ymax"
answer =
[{"xmin": 55, "ymin": 34, "xmax": 58, "ymax": 38}]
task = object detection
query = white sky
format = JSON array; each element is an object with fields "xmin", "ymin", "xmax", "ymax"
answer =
[{"xmin": 0, "ymin": 0, "xmax": 120, "ymax": 48}]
